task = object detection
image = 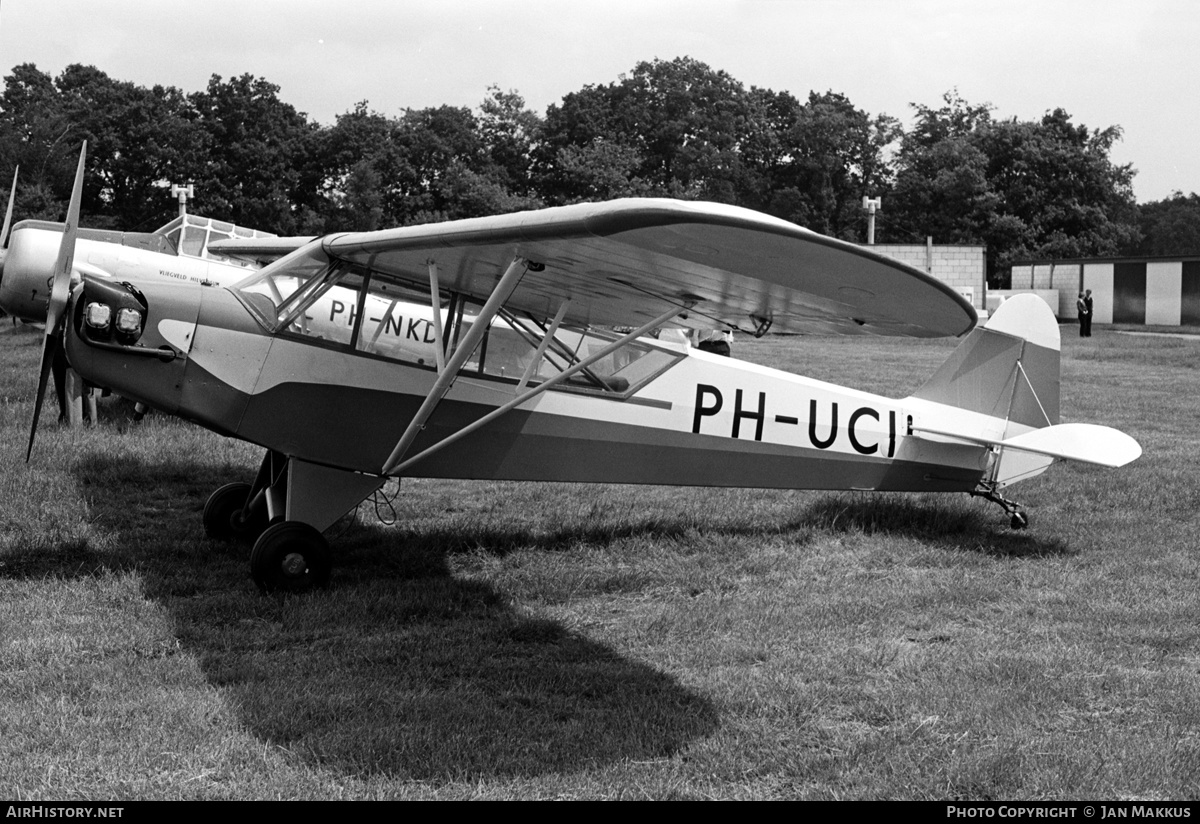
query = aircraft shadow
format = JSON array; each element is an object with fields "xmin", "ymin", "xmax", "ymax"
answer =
[
  {"xmin": 796, "ymin": 493, "xmax": 1072, "ymax": 557},
  {"xmin": 348, "ymin": 489, "xmax": 1071, "ymax": 563},
  {"xmin": 6, "ymin": 452, "xmax": 719, "ymax": 781}
]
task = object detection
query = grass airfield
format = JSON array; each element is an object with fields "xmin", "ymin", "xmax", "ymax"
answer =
[{"xmin": 1, "ymin": 321, "xmax": 1197, "ymax": 800}]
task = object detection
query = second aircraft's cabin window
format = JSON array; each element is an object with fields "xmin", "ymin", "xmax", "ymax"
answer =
[
  {"xmin": 232, "ymin": 249, "xmax": 683, "ymax": 397},
  {"xmin": 180, "ymin": 225, "xmax": 208, "ymax": 258},
  {"xmin": 152, "ymin": 214, "xmax": 278, "ymax": 262}
]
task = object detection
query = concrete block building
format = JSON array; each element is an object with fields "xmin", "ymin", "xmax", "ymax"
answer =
[
  {"xmin": 869, "ymin": 243, "xmax": 987, "ymax": 313},
  {"xmin": 1009, "ymin": 257, "xmax": 1200, "ymax": 325}
]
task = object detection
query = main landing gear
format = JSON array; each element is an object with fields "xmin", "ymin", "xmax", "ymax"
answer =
[
  {"xmin": 249, "ymin": 521, "xmax": 331, "ymax": 593},
  {"xmin": 203, "ymin": 450, "xmax": 384, "ymax": 593},
  {"xmin": 972, "ymin": 481, "xmax": 1030, "ymax": 530},
  {"xmin": 203, "ymin": 474, "xmax": 333, "ymax": 593},
  {"xmin": 202, "ymin": 482, "xmax": 269, "ymax": 543}
]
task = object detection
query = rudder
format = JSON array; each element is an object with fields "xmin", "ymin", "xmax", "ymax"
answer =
[
  {"xmin": 913, "ymin": 294, "xmax": 1060, "ymax": 433},
  {"xmin": 913, "ymin": 295, "xmax": 1061, "ymax": 486}
]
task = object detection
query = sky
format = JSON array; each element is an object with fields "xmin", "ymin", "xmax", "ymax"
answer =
[{"xmin": 0, "ymin": 0, "xmax": 1195, "ymax": 203}]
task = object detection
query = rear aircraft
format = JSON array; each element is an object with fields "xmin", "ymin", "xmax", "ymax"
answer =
[
  {"xmin": 23, "ymin": 146, "xmax": 1141, "ymax": 593},
  {"xmin": 0, "ymin": 172, "xmax": 280, "ymax": 324}
]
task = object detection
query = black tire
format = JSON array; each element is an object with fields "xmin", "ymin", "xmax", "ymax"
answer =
[
  {"xmin": 204, "ymin": 482, "xmax": 255, "ymax": 541},
  {"xmin": 250, "ymin": 521, "xmax": 331, "ymax": 593},
  {"xmin": 1010, "ymin": 512, "xmax": 1030, "ymax": 530}
]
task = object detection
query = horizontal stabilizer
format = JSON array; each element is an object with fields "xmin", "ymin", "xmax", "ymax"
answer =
[
  {"xmin": 1000, "ymin": 423, "xmax": 1141, "ymax": 468},
  {"xmin": 913, "ymin": 422, "xmax": 1141, "ymax": 468}
]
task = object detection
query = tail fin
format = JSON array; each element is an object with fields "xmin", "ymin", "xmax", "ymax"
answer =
[
  {"xmin": 913, "ymin": 295, "xmax": 1062, "ymax": 486},
  {"xmin": 910, "ymin": 295, "xmax": 1139, "ymax": 485},
  {"xmin": 914, "ymin": 294, "xmax": 1060, "ymax": 433}
]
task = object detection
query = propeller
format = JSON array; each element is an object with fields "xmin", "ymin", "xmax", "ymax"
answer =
[
  {"xmin": 27, "ymin": 143, "xmax": 86, "ymax": 461},
  {"xmin": 0, "ymin": 166, "xmax": 17, "ymax": 291},
  {"xmin": 0, "ymin": 166, "xmax": 16, "ymax": 247}
]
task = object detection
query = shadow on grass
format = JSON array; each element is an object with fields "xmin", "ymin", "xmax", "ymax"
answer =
[
  {"xmin": 5, "ymin": 452, "xmax": 719, "ymax": 781},
  {"xmin": 798, "ymin": 493, "xmax": 1072, "ymax": 558}
]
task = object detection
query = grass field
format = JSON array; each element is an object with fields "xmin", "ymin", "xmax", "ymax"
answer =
[{"xmin": 1, "ymin": 321, "xmax": 1197, "ymax": 800}]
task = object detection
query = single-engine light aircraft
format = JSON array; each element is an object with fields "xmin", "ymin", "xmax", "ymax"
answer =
[{"xmin": 29, "ymin": 146, "xmax": 1141, "ymax": 593}]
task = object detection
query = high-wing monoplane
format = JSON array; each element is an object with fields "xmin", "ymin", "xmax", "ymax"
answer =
[{"xmin": 28, "ymin": 146, "xmax": 1141, "ymax": 593}]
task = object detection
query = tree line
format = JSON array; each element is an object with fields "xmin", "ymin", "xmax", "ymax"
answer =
[{"xmin": 0, "ymin": 57, "xmax": 1191, "ymax": 285}]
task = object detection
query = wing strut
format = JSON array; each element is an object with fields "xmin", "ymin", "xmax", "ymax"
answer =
[
  {"xmin": 515, "ymin": 300, "xmax": 570, "ymax": 394},
  {"xmin": 427, "ymin": 261, "xmax": 446, "ymax": 374},
  {"xmin": 388, "ymin": 303, "xmax": 686, "ymax": 476},
  {"xmin": 381, "ymin": 256, "xmax": 531, "ymax": 473}
]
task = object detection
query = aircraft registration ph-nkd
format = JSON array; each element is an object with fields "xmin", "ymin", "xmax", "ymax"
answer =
[{"xmin": 23, "ymin": 146, "xmax": 1141, "ymax": 593}]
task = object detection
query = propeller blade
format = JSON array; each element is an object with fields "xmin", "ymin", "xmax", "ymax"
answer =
[
  {"xmin": 27, "ymin": 332, "xmax": 62, "ymax": 461},
  {"xmin": 27, "ymin": 143, "xmax": 86, "ymax": 461},
  {"xmin": 0, "ymin": 166, "xmax": 16, "ymax": 292},
  {"xmin": 1, "ymin": 165, "xmax": 17, "ymax": 247},
  {"xmin": 47, "ymin": 145, "xmax": 86, "ymax": 334}
]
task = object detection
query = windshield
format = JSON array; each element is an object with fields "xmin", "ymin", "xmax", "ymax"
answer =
[{"xmin": 233, "ymin": 242, "xmax": 331, "ymax": 327}]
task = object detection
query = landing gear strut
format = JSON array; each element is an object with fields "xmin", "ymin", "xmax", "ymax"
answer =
[
  {"xmin": 203, "ymin": 450, "xmax": 385, "ymax": 594},
  {"xmin": 972, "ymin": 481, "xmax": 1030, "ymax": 530}
]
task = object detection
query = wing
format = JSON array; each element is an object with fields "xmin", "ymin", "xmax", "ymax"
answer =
[
  {"xmin": 322, "ymin": 199, "xmax": 978, "ymax": 337},
  {"xmin": 208, "ymin": 235, "xmax": 314, "ymax": 263}
]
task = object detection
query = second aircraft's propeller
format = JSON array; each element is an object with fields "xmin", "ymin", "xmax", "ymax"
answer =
[
  {"xmin": 27, "ymin": 143, "xmax": 86, "ymax": 461},
  {"xmin": 0, "ymin": 166, "xmax": 16, "ymax": 247},
  {"xmin": 0, "ymin": 166, "xmax": 17, "ymax": 292}
]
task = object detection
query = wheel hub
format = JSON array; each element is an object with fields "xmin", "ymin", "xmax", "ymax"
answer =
[{"xmin": 281, "ymin": 552, "xmax": 308, "ymax": 577}]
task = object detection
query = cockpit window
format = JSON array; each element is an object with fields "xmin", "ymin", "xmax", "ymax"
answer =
[
  {"xmin": 232, "ymin": 247, "xmax": 682, "ymax": 397},
  {"xmin": 453, "ymin": 305, "xmax": 680, "ymax": 395}
]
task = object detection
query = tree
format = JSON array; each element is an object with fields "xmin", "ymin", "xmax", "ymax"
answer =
[
  {"xmin": 0, "ymin": 63, "xmax": 206, "ymax": 229},
  {"xmin": 537, "ymin": 61, "xmax": 898, "ymax": 241},
  {"xmin": 55, "ymin": 64, "xmax": 204, "ymax": 229},
  {"xmin": 889, "ymin": 92, "xmax": 1140, "ymax": 282},
  {"xmin": 391, "ymin": 104, "xmax": 540, "ymax": 223},
  {"xmin": 310, "ymin": 101, "xmax": 406, "ymax": 231},
  {"xmin": 0, "ymin": 63, "xmax": 74, "ymax": 211},
  {"xmin": 1130, "ymin": 192, "xmax": 1200, "ymax": 256},
  {"xmin": 550, "ymin": 139, "xmax": 654, "ymax": 201},
  {"xmin": 186, "ymin": 74, "xmax": 323, "ymax": 234},
  {"xmin": 477, "ymin": 86, "xmax": 542, "ymax": 197},
  {"xmin": 537, "ymin": 57, "xmax": 754, "ymax": 204},
  {"xmin": 766, "ymin": 91, "xmax": 900, "ymax": 240}
]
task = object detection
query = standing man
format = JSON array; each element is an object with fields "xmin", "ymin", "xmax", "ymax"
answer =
[
  {"xmin": 1077, "ymin": 291, "xmax": 1090, "ymax": 338},
  {"xmin": 1083, "ymin": 289, "xmax": 1094, "ymax": 337}
]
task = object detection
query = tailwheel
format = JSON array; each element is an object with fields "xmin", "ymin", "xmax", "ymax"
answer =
[
  {"xmin": 203, "ymin": 482, "xmax": 268, "ymax": 543},
  {"xmin": 250, "ymin": 521, "xmax": 331, "ymax": 594},
  {"xmin": 971, "ymin": 481, "xmax": 1029, "ymax": 531}
]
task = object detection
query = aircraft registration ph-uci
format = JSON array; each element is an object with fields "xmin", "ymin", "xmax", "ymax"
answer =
[{"xmin": 26, "ymin": 146, "xmax": 1141, "ymax": 594}]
